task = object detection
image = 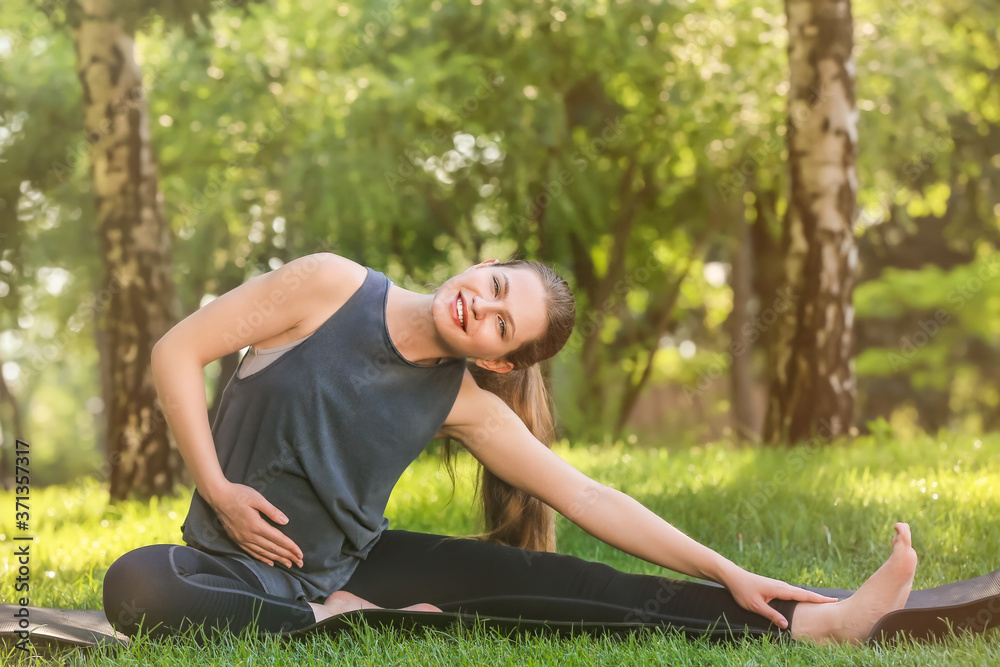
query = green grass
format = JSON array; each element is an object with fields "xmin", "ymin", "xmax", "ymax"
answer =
[{"xmin": 2, "ymin": 431, "xmax": 999, "ymax": 665}]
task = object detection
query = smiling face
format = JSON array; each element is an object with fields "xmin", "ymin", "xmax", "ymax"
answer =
[{"xmin": 434, "ymin": 260, "xmax": 550, "ymax": 372}]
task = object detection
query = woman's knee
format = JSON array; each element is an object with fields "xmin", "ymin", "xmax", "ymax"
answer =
[{"xmin": 103, "ymin": 544, "xmax": 177, "ymax": 635}]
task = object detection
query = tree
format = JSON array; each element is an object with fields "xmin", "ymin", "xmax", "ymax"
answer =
[
  {"xmin": 67, "ymin": 0, "xmax": 183, "ymax": 496},
  {"xmin": 764, "ymin": 0, "xmax": 858, "ymax": 443},
  {"xmin": 65, "ymin": 0, "xmax": 245, "ymax": 496}
]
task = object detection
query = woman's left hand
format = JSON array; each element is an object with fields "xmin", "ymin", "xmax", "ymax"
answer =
[{"xmin": 723, "ymin": 567, "xmax": 839, "ymax": 629}]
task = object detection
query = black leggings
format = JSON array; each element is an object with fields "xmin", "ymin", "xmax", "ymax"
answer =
[{"xmin": 103, "ymin": 530, "xmax": 796, "ymax": 639}]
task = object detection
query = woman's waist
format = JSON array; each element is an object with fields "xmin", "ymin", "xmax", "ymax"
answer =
[{"xmin": 182, "ymin": 490, "xmax": 386, "ymax": 570}]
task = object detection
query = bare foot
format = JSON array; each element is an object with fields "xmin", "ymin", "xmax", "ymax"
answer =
[
  {"xmin": 309, "ymin": 590, "xmax": 442, "ymax": 622},
  {"xmin": 792, "ymin": 522, "xmax": 918, "ymax": 645}
]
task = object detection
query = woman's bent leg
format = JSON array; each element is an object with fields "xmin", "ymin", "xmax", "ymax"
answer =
[
  {"xmin": 103, "ymin": 544, "xmax": 314, "ymax": 637},
  {"xmin": 340, "ymin": 530, "xmax": 794, "ymax": 639}
]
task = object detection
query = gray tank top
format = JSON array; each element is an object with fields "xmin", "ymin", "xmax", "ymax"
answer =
[{"xmin": 181, "ymin": 266, "xmax": 466, "ymax": 602}]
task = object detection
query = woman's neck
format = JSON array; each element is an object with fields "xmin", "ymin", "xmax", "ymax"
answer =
[{"xmin": 384, "ymin": 285, "xmax": 456, "ymax": 366}]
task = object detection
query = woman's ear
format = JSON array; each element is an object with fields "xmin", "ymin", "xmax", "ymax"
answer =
[
  {"xmin": 471, "ymin": 258, "xmax": 500, "ymax": 270},
  {"xmin": 474, "ymin": 357, "xmax": 514, "ymax": 373}
]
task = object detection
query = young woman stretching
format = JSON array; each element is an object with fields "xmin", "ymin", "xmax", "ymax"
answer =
[{"xmin": 103, "ymin": 252, "xmax": 918, "ymax": 645}]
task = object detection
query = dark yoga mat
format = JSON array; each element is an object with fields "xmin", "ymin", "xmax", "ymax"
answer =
[
  {"xmin": 2, "ymin": 567, "xmax": 999, "ymax": 650},
  {"xmin": 0, "ymin": 606, "xmax": 129, "ymax": 650}
]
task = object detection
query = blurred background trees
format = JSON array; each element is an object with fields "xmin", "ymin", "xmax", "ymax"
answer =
[{"xmin": 0, "ymin": 0, "xmax": 997, "ymax": 494}]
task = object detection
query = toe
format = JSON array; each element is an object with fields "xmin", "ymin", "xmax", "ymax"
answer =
[{"xmin": 893, "ymin": 522, "xmax": 912, "ymax": 548}]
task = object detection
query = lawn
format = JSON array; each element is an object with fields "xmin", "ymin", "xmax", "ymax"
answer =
[{"xmin": 2, "ymin": 431, "xmax": 999, "ymax": 665}]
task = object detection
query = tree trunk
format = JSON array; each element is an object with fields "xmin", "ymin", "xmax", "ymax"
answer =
[
  {"xmin": 94, "ymin": 322, "xmax": 111, "ymax": 457},
  {"xmin": 729, "ymin": 213, "xmax": 760, "ymax": 440},
  {"xmin": 71, "ymin": 0, "xmax": 182, "ymax": 498},
  {"xmin": 764, "ymin": 0, "xmax": 858, "ymax": 443}
]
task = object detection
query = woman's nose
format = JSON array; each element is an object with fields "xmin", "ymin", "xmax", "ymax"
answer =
[{"xmin": 472, "ymin": 295, "xmax": 497, "ymax": 319}]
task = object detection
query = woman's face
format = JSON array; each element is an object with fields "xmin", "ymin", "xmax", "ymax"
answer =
[{"xmin": 435, "ymin": 260, "xmax": 549, "ymax": 372}]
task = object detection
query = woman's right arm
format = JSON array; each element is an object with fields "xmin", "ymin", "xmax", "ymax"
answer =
[
  {"xmin": 151, "ymin": 252, "xmax": 362, "ymax": 568},
  {"xmin": 441, "ymin": 375, "xmax": 836, "ymax": 628}
]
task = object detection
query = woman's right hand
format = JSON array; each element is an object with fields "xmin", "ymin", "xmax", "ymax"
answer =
[{"xmin": 207, "ymin": 481, "xmax": 305, "ymax": 569}]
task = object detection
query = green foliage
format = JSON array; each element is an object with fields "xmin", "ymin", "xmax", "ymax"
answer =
[
  {"xmin": 2, "ymin": 0, "xmax": 803, "ymax": 449},
  {"xmin": 2, "ymin": 0, "xmax": 999, "ymax": 460},
  {"xmin": 854, "ymin": 251, "xmax": 1000, "ymax": 405},
  {"xmin": 1, "ymin": 431, "xmax": 998, "ymax": 663}
]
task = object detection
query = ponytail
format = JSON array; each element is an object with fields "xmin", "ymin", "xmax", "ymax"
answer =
[
  {"xmin": 442, "ymin": 361, "xmax": 557, "ymax": 552},
  {"xmin": 438, "ymin": 258, "xmax": 574, "ymax": 554}
]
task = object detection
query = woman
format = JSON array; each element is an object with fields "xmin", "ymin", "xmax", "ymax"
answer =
[{"xmin": 103, "ymin": 252, "xmax": 917, "ymax": 645}]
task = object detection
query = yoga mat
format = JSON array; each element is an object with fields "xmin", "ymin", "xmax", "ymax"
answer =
[
  {"xmin": 2, "ymin": 567, "xmax": 998, "ymax": 651},
  {"xmin": 0, "ymin": 606, "xmax": 128, "ymax": 650}
]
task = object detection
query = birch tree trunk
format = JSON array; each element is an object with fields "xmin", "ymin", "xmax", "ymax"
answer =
[
  {"xmin": 764, "ymin": 0, "xmax": 859, "ymax": 443},
  {"xmin": 71, "ymin": 0, "xmax": 183, "ymax": 497}
]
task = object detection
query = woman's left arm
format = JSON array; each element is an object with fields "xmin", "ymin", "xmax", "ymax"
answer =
[{"xmin": 443, "ymin": 380, "xmax": 835, "ymax": 627}]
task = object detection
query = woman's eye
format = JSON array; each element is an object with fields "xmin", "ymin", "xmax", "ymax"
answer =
[{"xmin": 494, "ymin": 277, "xmax": 504, "ymax": 336}]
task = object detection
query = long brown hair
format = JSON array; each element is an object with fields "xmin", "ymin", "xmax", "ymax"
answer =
[{"xmin": 441, "ymin": 259, "xmax": 575, "ymax": 552}]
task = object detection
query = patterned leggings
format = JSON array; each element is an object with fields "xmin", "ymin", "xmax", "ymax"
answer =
[{"xmin": 102, "ymin": 529, "xmax": 796, "ymax": 639}]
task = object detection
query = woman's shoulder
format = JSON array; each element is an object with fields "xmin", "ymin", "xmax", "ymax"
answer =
[
  {"xmin": 260, "ymin": 252, "xmax": 370, "ymax": 341},
  {"xmin": 281, "ymin": 252, "xmax": 371, "ymax": 307},
  {"xmin": 297, "ymin": 252, "xmax": 369, "ymax": 286},
  {"xmin": 155, "ymin": 252, "xmax": 374, "ymax": 366}
]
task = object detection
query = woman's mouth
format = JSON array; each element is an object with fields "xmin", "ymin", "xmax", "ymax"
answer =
[{"xmin": 454, "ymin": 292, "xmax": 467, "ymax": 332}]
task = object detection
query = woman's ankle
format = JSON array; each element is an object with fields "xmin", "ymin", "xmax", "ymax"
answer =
[{"xmin": 789, "ymin": 600, "xmax": 841, "ymax": 644}]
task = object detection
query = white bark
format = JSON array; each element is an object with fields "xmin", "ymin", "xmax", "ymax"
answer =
[
  {"xmin": 72, "ymin": 0, "xmax": 182, "ymax": 496},
  {"xmin": 766, "ymin": 0, "xmax": 858, "ymax": 443}
]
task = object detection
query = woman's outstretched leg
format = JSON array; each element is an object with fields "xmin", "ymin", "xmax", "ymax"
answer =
[
  {"xmin": 791, "ymin": 522, "xmax": 917, "ymax": 644},
  {"xmin": 340, "ymin": 529, "xmax": 798, "ymax": 639},
  {"xmin": 340, "ymin": 523, "xmax": 917, "ymax": 644}
]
